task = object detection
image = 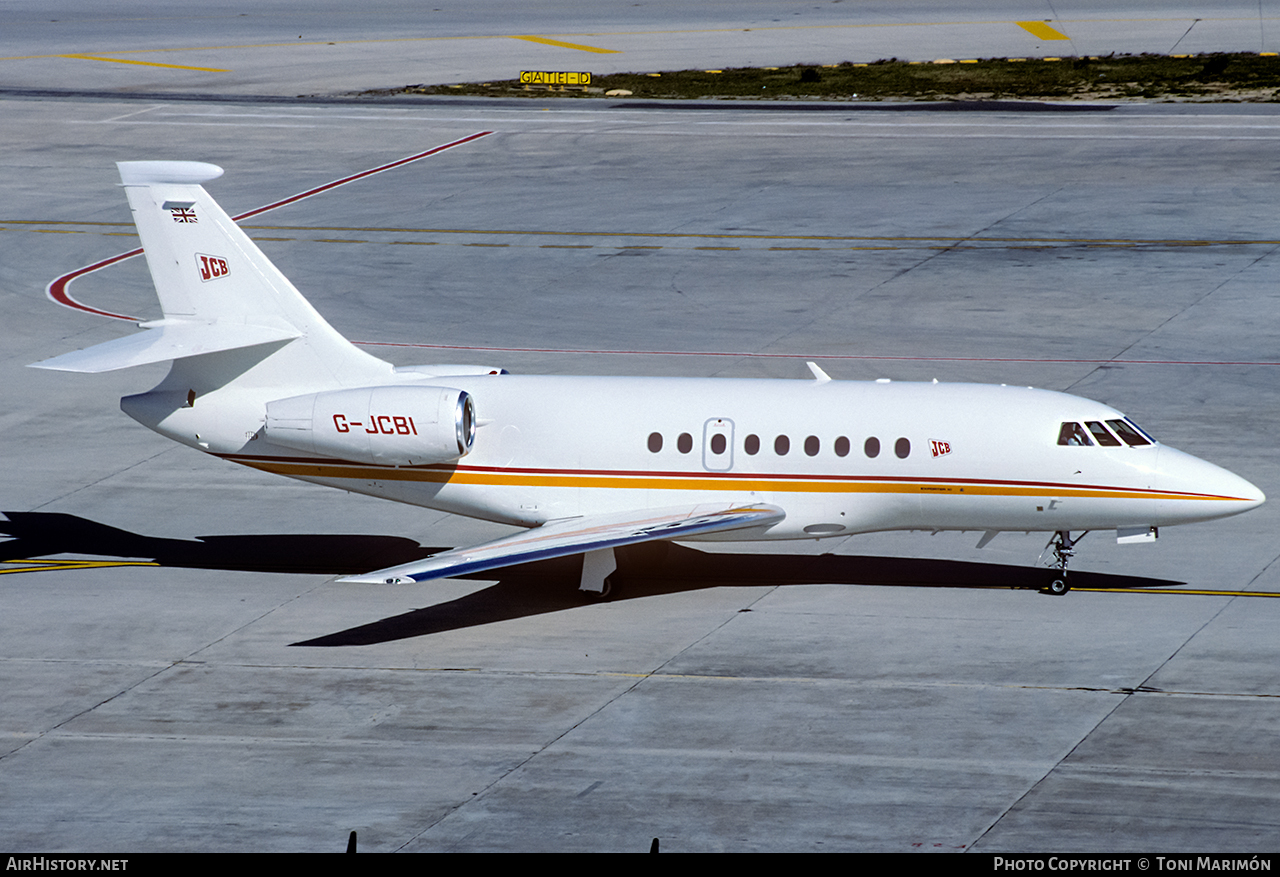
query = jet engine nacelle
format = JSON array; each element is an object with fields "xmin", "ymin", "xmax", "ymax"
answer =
[{"xmin": 264, "ymin": 385, "xmax": 475, "ymax": 466}]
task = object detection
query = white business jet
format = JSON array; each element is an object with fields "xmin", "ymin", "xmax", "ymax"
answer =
[{"xmin": 33, "ymin": 162, "xmax": 1265, "ymax": 596}]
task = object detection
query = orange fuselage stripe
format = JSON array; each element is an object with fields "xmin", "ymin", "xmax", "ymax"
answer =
[{"xmin": 224, "ymin": 457, "xmax": 1240, "ymax": 502}]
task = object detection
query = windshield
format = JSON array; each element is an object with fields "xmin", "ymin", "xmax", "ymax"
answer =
[
  {"xmin": 1107, "ymin": 419, "xmax": 1153, "ymax": 447},
  {"xmin": 1058, "ymin": 417, "xmax": 1156, "ymax": 447}
]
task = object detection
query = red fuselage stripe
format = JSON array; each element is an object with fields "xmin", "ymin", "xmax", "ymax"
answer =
[{"xmin": 215, "ymin": 453, "xmax": 1237, "ymax": 502}]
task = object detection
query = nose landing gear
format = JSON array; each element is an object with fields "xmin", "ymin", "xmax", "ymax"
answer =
[{"xmin": 1041, "ymin": 530, "xmax": 1086, "ymax": 596}]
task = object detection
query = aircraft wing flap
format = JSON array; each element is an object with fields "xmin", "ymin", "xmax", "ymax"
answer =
[
  {"xmin": 29, "ymin": 321, "xmax": 301, "ymax": 373},
  {"xmin": 339, "ymin": 502, "xmax": 786, "ymax": 584}
]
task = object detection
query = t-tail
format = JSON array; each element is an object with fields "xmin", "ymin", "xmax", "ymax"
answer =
[
  {"xmin": 35, "ymin": 161, "xmax": 394, "ymax": 388},
  {"xmin": 35, "ymin": 161, "xmax": 501, "ymax": 473},
  {"xmin": 32, "ymin": 161, "xmax": 449, "ymax": 455}
]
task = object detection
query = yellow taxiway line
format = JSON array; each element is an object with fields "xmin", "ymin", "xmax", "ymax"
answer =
[
  {"xmin": 59, "ymin": 53, "xmax": 229, "ymax": 72},
  {"xmin": 509, "ymin": 35, "xmax": 620, "ymax": 54},
  {"xmin": 0, "ymin": 558, "xmax": 159, "ymax": 575},
  {"xmin": 1016, "ymin": 21, "xmax": 1071, "ymax": 41},
  {"xmin": 2, "ymin": 557, "xmax": 1274, "ymax": 597},
  {"xmin": 4, "ymin": 19, "xmax": 1276, "ymax": 66},
  {"xmin": 7, "ymin": 219, "xmax": 1280, "ymax": 251}
]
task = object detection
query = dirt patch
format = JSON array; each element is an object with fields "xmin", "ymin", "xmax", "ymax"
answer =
[{"xmin": 390, "ymin": 53, "xmax": 1280, "ymax": 103}]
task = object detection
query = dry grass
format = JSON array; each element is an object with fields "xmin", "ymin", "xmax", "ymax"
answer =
[{"xmin": 393, "ymin": 53, "xmax": 1280, "ymax": 103}]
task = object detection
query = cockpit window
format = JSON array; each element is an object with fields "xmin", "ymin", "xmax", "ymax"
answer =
[
  {"xmin": 1107, "ymin": 419, "xmax": 1152, "ymax": 447},
  {"xmin": 1086, "ymin": 421, "xmax": 1122, "ymax": 447},
  {"xmin": 1057, "ymin": 422, "xmax": 1093, "ymax": 446},
  {"xmin": 1125, "ymin": 418, "xmax": 1156, "ymax": 443}
]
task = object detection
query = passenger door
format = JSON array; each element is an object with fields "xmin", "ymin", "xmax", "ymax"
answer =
[{"xmin": 702, "ymin": 417, "xmax": 734, "ymax": 472}]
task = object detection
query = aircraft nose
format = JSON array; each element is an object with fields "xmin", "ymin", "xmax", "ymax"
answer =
[{"xmin": 1157, "ymin": 446, "xmax": 1265, "ymax": 524}]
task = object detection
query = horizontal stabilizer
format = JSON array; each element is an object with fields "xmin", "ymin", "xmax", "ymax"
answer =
[
  {"xmin": 339, "ymin": 502, "xmax": 786, "ymax": 584},
  {"xmin": 30, "ymin": 321, "xmax": 301, "ymax": 373}
]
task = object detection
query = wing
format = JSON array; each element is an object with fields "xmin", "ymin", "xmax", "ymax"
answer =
[{"xmin": 338, "ymin": 502, "xmax": 785, "ymax": 584}]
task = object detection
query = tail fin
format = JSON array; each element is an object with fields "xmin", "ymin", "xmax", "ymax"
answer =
[{"xmin": 33, "ymin": 161, "xmax": 390, "ymax": 388}]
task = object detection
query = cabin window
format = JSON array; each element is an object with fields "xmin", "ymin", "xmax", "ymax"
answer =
[
  {"xmin": 647, "ymin": 432, "xmax": 663, "ymax": 453},
  {"xmin": 1057, "ymin": 422, "xmax": 1093, "ymax": 446},
  {"xmin": 804, "ymin": 436, "xmax": 820, "ymax": 456},
  {"xmin": 677, "ymin": 432, "xmax": 693, "ymax": 453},
  {"xmin": 710, "ymin": 433, "xmax": 727, "ymax": 455},
  {"xmin": 774, "ymin": 435, "xmax": 790, "ymax": 456},
  {"xmin": 865, "ymin": 437, "xmax": 880, "ymax": 458},
  {"xmin": 1107, "ymin": 419, "xmax": 1152, "ymax": 447},
  {"xmin": 834, "ymin": 436, "xmax": 850, "ymax": 457},
  {"xmin": 895, "ymin": 437, "xmax": 911, "ymax": 459},
  {"xmin": 1086, "ymin": 421, "xmax": 1122, "ymax": 447},
  {"xmin": 744, "ymin": 434, "xmax": 760, "ymax": 455}
]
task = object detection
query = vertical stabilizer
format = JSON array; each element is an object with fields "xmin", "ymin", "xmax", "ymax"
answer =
[
  {"xmin": 110, "ymin": 160, "xmax": 392, "ymax": 389},
  {"xmin": 118, "ymin": 161, "xmax": 228, "ymax": 319}
]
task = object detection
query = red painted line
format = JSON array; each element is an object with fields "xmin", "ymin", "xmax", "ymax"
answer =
[
  {"xmin": 45, "ymin": 131, "xmax": 494, "ymax": 322},
  {"xmin": 47, "ymin": 249, "xmax": 146, "ymax": 320},
  {"xmin": 229, "ymin": 131, "xmax": 492, "ymax": 222},
  {"xmin": 353, "ymin": 339, "xmax": 1280, "ymax": 368}
]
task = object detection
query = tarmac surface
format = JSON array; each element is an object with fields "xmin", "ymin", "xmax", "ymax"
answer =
[
  {"xmin": 3, "ymin": 1, "xmax": 1278, "ymax": 97},
  {"xmin": 3, "ymin": 1, "xmax": 1280, "ymax": 854}
]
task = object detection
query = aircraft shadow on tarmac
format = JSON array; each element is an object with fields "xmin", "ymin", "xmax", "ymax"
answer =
[{"xmin": 0, "ymin": 511, "xmax": 1182, "ymax": 646}]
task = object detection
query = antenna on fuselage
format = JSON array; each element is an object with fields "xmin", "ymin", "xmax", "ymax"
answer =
[{"xmin": 805, "ymin": 361, "xmax": 832, "ymax": 383}]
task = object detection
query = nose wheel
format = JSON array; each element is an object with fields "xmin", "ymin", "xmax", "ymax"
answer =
[{"xmin": 1040, "ymin": 530, "xmax": 1085, "ymax": 596}]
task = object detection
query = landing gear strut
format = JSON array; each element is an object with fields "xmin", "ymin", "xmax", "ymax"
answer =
[
  {"xmin": 1041, "ymin": 530, "xmax": 1085, "ymax": 596},
  {"xmin": 579, "ymin": 547, "xmax": 618, "ymax": 601}
]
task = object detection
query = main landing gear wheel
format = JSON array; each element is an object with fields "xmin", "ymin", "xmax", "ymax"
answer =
[
  {"xmin": 583, "ymin": 574, "xmax": 615, "ymax": 602},
  {"xmin": 598, "ymin": 574, "xmax": 615, "ymax": 600}
]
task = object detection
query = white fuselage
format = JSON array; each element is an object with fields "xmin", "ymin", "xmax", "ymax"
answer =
[
  {"xmin": 41, "ymin": 162, "xmax": 1265, "ymax": 587},
  {"xmin": 127, "ymin": 374, "xmax": 1264, "ymax": 541}
]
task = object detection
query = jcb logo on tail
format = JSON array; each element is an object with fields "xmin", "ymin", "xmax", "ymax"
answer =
[{"xmin": 196, "ymin": 254, "xmax": 230, "ymax": 282}]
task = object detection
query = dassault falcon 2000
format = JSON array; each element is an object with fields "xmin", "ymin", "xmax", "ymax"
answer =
[{"xmin": 34, "ymin": 162, "xmax": 1265, "ymax": 596}]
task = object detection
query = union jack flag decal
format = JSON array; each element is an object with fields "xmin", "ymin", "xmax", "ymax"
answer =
[{"xmin": 170, "ymin": 207, "xmax": 197, "ymax": 223}]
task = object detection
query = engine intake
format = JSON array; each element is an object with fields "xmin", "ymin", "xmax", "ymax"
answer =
[{"xmin": 264, "ymin": 385, "xmax": 475, "ymax": 466}]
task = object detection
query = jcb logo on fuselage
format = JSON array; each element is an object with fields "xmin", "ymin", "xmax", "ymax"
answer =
[{"xmin": 196, "ymin": 254, "xmax": 230, "ymax": 282}]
